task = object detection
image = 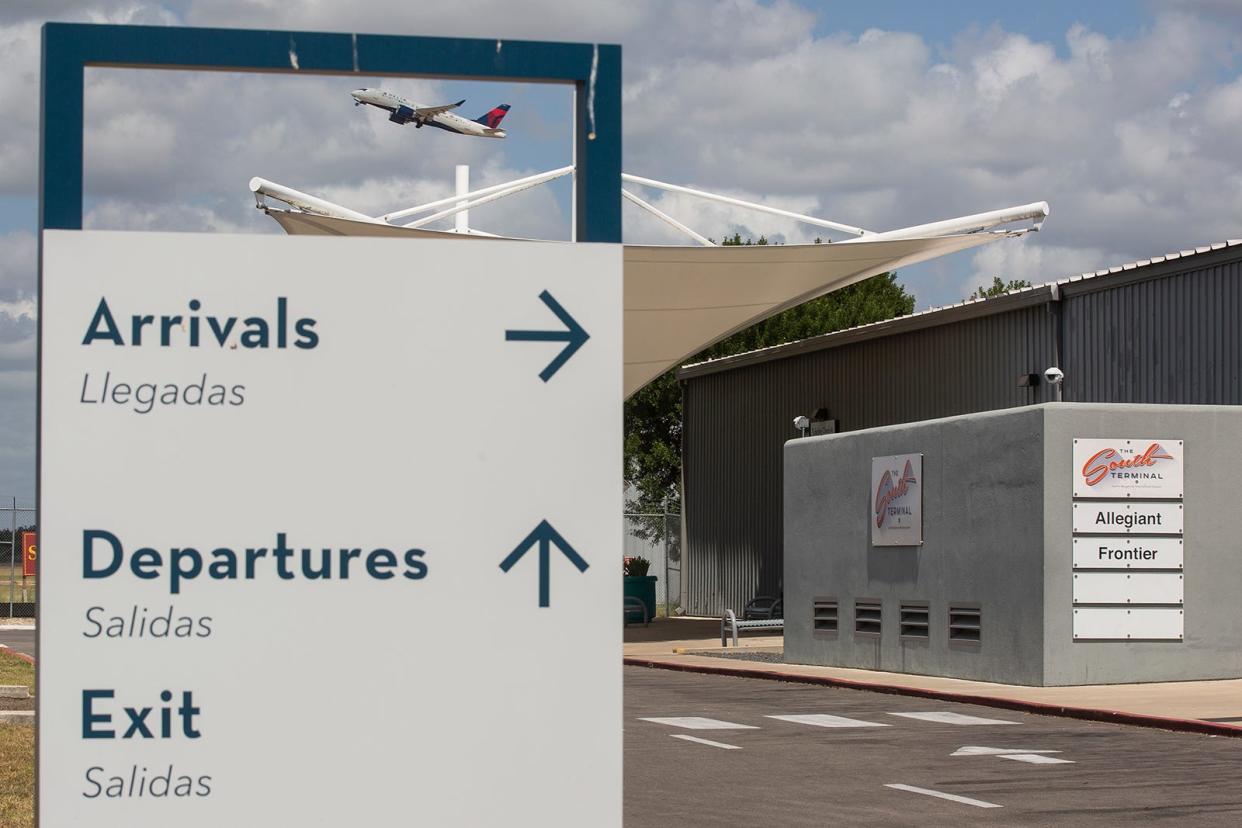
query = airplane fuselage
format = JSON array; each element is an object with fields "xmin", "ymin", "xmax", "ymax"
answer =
[{"xmin": 351, "ymin": 89, "xmax": 507, "ymax": 138}]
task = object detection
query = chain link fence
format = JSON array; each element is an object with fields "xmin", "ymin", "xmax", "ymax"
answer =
[
  {"xmin": 623, "ymin": 512, "xmax": 681, "ymax": 617},
  {"xmin": 1, "ymin": 499, "xmax": 37, "ymax": 618}
]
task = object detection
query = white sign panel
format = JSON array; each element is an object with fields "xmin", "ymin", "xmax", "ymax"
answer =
[
  {"xmin": 1072, "ymin": 501, "xmax": 1183, "ymax": 535},
  {"xmin": 1073, "ymin": 438, "xmax": 1183, "ymax": 498},
  {"xmin": 39, "ymin": 231, "xmax": 622, "ymax": 826},
  {"xmin": 1073, "ymin": 607, "xmax": 1184, "ymax": 640},
  {"xmin": 1072, "ymin": 572, "xmax": 1183, "ymax": 604},
  {"xmin": 1072, "ymin": 537, "xmax": 1183, "ymax": 570},
  {"xmin": 871, "ymin": 454, "xmax": 923, "ymax": 546}
]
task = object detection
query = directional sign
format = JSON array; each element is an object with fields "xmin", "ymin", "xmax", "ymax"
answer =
[{"xmin": 39, "ymin": 231, "xmax": 622, "ymax": 826}]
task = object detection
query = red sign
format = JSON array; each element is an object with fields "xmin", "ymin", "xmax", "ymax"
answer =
[{"xmin": 21, "ymin": 531, "xmax": 36, "ymax": 578}]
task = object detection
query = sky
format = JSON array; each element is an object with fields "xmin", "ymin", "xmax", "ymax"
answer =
[{"xmin": 2, "ymin": 0, "xmax": 1242, "ymax": 501}]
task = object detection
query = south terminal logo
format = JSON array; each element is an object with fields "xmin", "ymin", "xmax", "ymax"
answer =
[
  {"xmin": 1080, "ymin": 442, "xmax": 1174, "ymax": 487},
  {"xmin": 874, "ymin": 460, "xmax": 917, "ymax": 529}
]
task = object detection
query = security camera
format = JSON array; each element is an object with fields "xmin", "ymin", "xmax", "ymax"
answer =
[
  {"xmin": 1044, "ymin": 366, "xmax": 1064, "ymax": 384},
  {"xmin": 793, "ymin": 415, "xmax": 810, "ymax": 431}
]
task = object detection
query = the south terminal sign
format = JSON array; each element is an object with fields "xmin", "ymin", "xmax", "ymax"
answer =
[
  {"xmin": 871, "ymin": 454, "xmax": 923, "ymax": 546},
  {"xmin": 39, "ymin": 231, "xmax": 622, "ymax": 825},
  {"xmin": 1073, "ymin": 438, "xmax": 1183, "ymax": 498}
]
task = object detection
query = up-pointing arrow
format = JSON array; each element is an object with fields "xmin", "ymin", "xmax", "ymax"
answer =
[
  {"xmin": 500, "ymin": 520, "xmax": 589, "ymax": 607},
  {"xmin": 505, "ymin": 290, "xmax": 589, "ymax": 382}
]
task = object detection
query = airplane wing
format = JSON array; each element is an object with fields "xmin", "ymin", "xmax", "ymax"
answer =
[{"xmin": 414, "ymin": 99, "xmax": 466, "ymax": 118}]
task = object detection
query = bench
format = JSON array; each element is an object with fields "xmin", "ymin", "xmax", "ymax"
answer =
[
  {"xmin": 721, "ymin": 608, "xmax": 783, "ymax": 647},
  {"xmin": 624, "ymin": 595, "xmax": 650, "ymax": 627}
]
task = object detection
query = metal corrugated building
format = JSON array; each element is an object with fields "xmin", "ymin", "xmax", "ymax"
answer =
[{"xmin": 677, "ymin": 240, "xmax": 1242, "ymax": 616}]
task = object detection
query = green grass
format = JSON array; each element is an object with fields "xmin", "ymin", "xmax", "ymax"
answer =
[
  {"xmin": 0, "ymin": 652, "xmax": 33, "ymax": 695},
  {"xmin": 0, "ymin": 566, "xmax": 36, "ymax": 606},
  {"xmin": 0, "ymin": 724, "xmax": 34, "ymax": 828}
]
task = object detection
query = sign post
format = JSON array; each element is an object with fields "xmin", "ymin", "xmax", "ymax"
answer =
[
  {"xmin": 40, "ymin": 231, "xmax": 622, "ymax": 824},
  {"xmin": 38, "ymin": 22, "xmax": 624, "ymax": 826}
]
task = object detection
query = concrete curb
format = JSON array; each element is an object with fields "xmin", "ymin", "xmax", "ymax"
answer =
[
  {"xmin": 0, "ymin": 624, "xmax": 35, "ymax": 631},
  {"xmin": 624, "ymin": 656, "xmax": 1242, "ymax": 739},
  {"xmin": 0, "ymin": 711, "xmax": 34, "ymax": 725}
]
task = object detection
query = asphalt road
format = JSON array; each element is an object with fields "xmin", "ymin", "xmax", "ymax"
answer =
[
  {"xmin": 0, "ymin": 628, "xmax": 35, "ymax": 659},
  {"xmin": 624, "ymin": 665, "xmax": 1242, "ymax": 827}
]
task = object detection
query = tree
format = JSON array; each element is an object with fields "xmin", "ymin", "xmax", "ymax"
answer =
[
  {"xmin": 970, "ymin": 276, "xmax": 1032, "ymax": 300},
  {"xmin": 624, "ymin": 235, "xmax": 917, "ymax": 519}
]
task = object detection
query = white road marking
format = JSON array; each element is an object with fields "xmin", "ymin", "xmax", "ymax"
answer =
[
  {"xmin": 669, "ymin": 734, "xmax": 742, "ymax": 750},
  {"xmin": 999, "ymin": 753, "xmax": 1074, "ymax": 764},
  {"xmin": 766, "ymin": 713, "xmax": 889, "ymax": 729},
  {"xmin": 638, "ymin": 717, "xmax": 758, "ymax": 730},
  {"xmin": 885, "ymin": 784, "xmax": 1003, "ymax": 809},
  {"xmin": 951, "ymin": 746, "xmax": 1059, "ymax": 757},
  {"xmin": 887, "ymin": 711, "xmax": 1018, "ymax": 726}
]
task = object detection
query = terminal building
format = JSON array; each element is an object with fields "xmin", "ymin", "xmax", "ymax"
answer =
[{"xmin": 678, "ymin": 239, "xmax": 1242, "ymax": 643}]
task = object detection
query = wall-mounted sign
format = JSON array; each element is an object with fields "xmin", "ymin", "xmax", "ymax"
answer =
[
  {"xmin": 21, "ymin": 531, "xmax": 36, "ymax": 578},
  {"xmin": 871, "ymin": 454, "xmax": 922, "ymax": 546},
  {"xmin": 1073, "ymin": 438, "xmax": 1183, "ymax": 498},
  {"xmin": 1071, "ymin": 501, "xmax": 1182, "ymax": 534},
  {"xmin": 1072, "ymin": 537, "xmax": 1182, "ymax": 570},
  {"xmin": 1072, "ymin": 438, "xmax": 1185, "ymax": 642}
]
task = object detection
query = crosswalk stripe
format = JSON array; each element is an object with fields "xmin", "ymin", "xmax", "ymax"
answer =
[
  {"xmin": 999, "ymin": 753, "xmax": 1074, "ymax": 764},
  {"xmin": 670, "ymin": 734, "xmax": 742, "ymax": 750},
  {"xmin": 638, "ymin": 716, "xmax": 758, "ymax": 730},
  {"xmin": 886, "ymin": 711, "xmax": 1018, "ymax": 726},
  {"xmin": 766, "ymin": 713, "xmax": 889, "ymax": 729},
  {"xmin": 885, "ymin": 783, "xmax": 1002, "ymax": 809}
]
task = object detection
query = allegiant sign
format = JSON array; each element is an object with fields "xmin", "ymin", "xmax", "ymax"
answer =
[{"xmin": 1073, "ymin": 438, "xmax": 1183, "ymax": 498}]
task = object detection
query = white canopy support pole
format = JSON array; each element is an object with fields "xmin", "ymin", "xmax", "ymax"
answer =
[
  {"xmin": 455, "ymin": 165, "xmax": 469, "ymax": 233},
  {"xmin": 622, "ymin": 173, "xmax": 871, "ymax": 238},
  {"xmin": 842, "ymin": 201, "xmax": 1050, "ymax": 244},
  {"xmin": 622, "ymin": 189, "xmax": 715, "ymax": 246},
  {"xmin": 248, "ymin": 177, "xmax": 381, "ymax": 224},
  {"xmin": 383, "ymin": 165, "xmax": 574, "ymax": 223},
  {"xmin": 402, "ymin": 169, "xmax": 571, "ymax": 230}
]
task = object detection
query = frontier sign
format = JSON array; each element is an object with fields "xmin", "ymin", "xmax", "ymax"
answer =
[{"xmin": 39, "ymin": 231, "xmax": 622, "ymax": 825}]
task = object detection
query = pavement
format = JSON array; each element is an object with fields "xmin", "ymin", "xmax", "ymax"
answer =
[
  {"xmin": 624, "ymin": 666, "xmax": 1242, "ymax": 826},
  {"xmin": 624, "ymin": 618, "xmax": 1242, "ymax": 730},
  {"xmin": 0, "ymin": 627, "xmax": 35, "ymax": 660}
]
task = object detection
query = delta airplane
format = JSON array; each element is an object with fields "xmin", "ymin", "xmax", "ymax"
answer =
[{"xmin": 351, "ymin": 88, "xmax": 510, "ymax": 138}]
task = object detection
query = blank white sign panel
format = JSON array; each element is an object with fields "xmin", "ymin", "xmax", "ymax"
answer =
[
  {"xmin": 1073, "ymin": 607, "xmax": 1183, "ymax": 640},
  {"xmin": 1073, "ymin": 572, "xmax": 1183, "ymax": 605}
]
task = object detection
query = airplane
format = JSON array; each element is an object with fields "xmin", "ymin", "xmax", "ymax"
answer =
[{"xmin": 351, "ymin": 88, "xmax": 510, "ymax": 139}]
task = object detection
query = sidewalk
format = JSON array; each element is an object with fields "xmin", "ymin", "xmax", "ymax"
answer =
[{"xmin": 624, "ymin": 618, "xmax": 1242, "ymax": 734}]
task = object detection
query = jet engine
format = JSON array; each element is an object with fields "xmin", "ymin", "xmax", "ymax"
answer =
[{"xmin": 389, "ymin": 105, "xmax": 416, "ymax": 125}]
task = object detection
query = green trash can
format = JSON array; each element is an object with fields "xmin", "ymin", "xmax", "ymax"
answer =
[{"xmin": 624, "ymin": 575, "xmax": 657, "ymax": 622}]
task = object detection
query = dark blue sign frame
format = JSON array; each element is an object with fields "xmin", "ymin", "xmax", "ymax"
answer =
[{"xmin": 39, "ymin": 22, "xmax": 621, "ymax": 241}]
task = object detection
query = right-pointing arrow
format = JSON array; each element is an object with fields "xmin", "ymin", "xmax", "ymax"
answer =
[
  {"xmin": 505, "ymin": 290, "xmax": 590, "ymax": 382},
  {"xmin": 499, "ymin": 520, "xmax": 589, "ymax": 607}
]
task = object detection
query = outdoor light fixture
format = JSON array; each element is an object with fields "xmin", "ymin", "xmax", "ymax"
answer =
[
  {"xmin": 793, "ymin": 415, "xmax": 810, "ymax": 437},
  {"xmin": 1044, "ymin": 366, "xmax": 1065, "ymax": 402}
]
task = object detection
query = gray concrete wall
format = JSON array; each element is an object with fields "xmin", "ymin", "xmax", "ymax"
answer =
[
  {"xmin": 784, "ymin": 406, "xmax": 1047, "ymax": 685},
  {"xmin": 1042, "ymin": 403, "xmax": 1242, "ymax": 685},
  {"xmin": 785, "ymin": 402, "xmax": 1242, "ymax": 686}
]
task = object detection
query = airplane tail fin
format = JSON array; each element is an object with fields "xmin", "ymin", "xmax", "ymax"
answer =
[{"xmin": 474, "ymin": 104, "xmax": 510, "ymax": 128}]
